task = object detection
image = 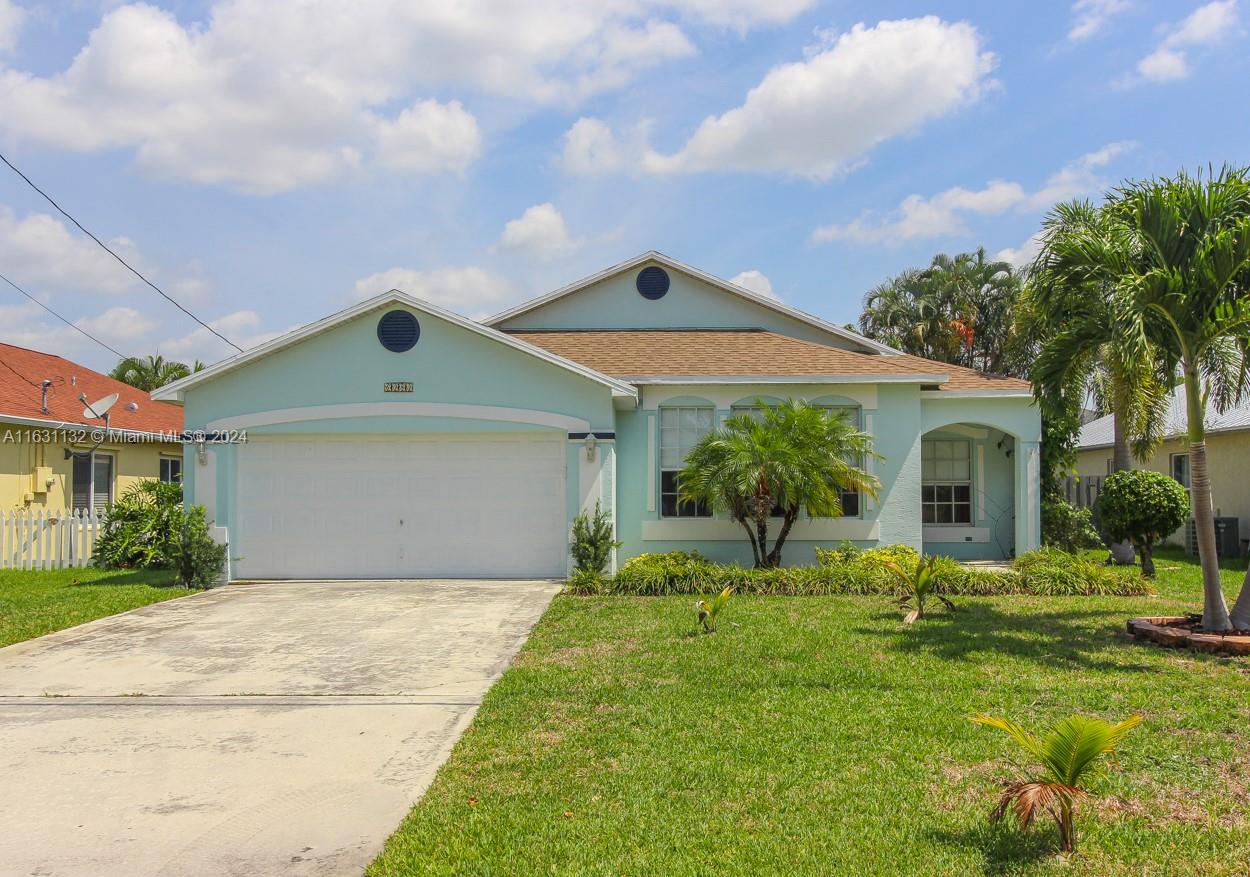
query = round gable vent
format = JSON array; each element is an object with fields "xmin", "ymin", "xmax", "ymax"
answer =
[
  {"xmin": 377, "ymin": 310, "xmax": 420, "ymax": 352},
  {"xmin": 636, "ymin": 266, "xmax": 670, "ymax": 300}
]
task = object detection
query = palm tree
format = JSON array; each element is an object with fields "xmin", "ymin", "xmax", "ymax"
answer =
[
  {"xmin": 678, "ymin": 399, "xmax": 879, "ymax": 568},
  {"xmin": 1030, "ymin": 200, "xmax": 1172, "ymax": 567},
  {"xmin": 973, "ymin": 713, "xmax": 1142, "ymax": 853},
  {"xmin": 109, "ymin": 355, "xmax": 199, "ymax": 391},
  {"xmin": 1053, "ymin": 168, "xmax": 1250, "ymax": 630},
  {"xmin": 859, "ymin": 249, "xmax": 1027, "ymax": 376}
]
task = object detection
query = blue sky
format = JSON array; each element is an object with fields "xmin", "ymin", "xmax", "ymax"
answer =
[{"xmin": 0, "ymin": 0, "xmax": 1244, "ymax": 371}]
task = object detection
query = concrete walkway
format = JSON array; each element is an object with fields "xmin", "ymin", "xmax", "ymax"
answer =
[{"xmin": 0, "ymin": 579, "xmax": 560, "ymax": 877}]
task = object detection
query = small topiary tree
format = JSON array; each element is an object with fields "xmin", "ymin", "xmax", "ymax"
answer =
[
  {"xmin": 1097, "ymin": 470, "xmax": 1190, "ymax": 577},
  {"xmin": 570, "ymin": 502, "xmax": 622, "ymax": 576}
]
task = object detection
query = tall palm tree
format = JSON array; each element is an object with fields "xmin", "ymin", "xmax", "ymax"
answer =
[
  {"xmin": 678, "ymin": 400, "xmax": 879, "ymax": 568},
  {"xmin": 1030, "ymin": 200, "xmax": 1171, "ymax": 567},
  {"xmin": 1115, "ymin": 167, "xmax": 1250, "ymax": 630},
  {"xmin": 109, "ymin": 355, "xmax": 200, "ymax": 391}
]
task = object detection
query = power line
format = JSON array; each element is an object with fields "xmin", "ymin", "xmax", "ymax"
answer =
[
  {"xmin": 0, "ymin": 355, "xmax": 41, "ymax": 387},
  {"xmin": 0, "ymin": 150, "xmax": 244, "ymax": 354},
  {"xmin": 1, "ymin": 270, "xmax": 129, "ymax": 360}
]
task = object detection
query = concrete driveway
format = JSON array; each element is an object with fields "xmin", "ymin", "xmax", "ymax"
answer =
[{"xmin": 0, "ymin": 579, "xmax": 560, "ymax": 877}]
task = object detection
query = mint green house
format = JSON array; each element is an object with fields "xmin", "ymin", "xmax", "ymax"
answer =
[{"xmin": 154, "ymin": 253, "xmax": 1040, "ymax": 580}]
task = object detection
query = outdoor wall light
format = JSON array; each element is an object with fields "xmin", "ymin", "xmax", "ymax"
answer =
[{"xmin": 584, "ymin": 433, "xmax": 597, "ymax": 462}]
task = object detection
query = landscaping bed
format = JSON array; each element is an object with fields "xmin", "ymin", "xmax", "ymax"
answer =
[
  {"xmin": 568, "ymin": 545, "xmax": 1150, "ymax": 598},
  {"xmin": 1128, "ymin": 615, "xmax": 1250, "ymax": 656}
]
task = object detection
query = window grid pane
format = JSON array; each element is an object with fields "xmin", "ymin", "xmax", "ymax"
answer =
[
  {"xmin": 921, "ymin": 438, "xmax": 972, "ymax": 526},
  {"xmin": 660, "ymin": 406, "xmax": 714, "ymax": 518}
]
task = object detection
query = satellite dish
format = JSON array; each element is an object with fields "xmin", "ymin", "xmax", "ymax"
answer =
[{"xmin": 81, "ymin": 392, "xmax": 119, "ymax": 420}]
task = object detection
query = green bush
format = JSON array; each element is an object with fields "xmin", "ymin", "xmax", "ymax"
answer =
[
  {"xmin": 1041, "ymin": 498, "xmax": 1103, "ymax": 553},
  {"xmin": 169, "ymin": 505, "xmax": 227, "ymax": 588},
  {"xmin": 593, "ymin": 545, "xmax": 1150, "ymax": 597},
  {"xmin": 570, "ymin": 502, "xmax": 622, "ymax": 575},
  {"xmin": 564, "ymin": 568, "xmax": 609, "ymax": 595},
  {"xmin": 95, "ymin": 480, "xmax": 184, "ymax": 569},
  {"xmin": 1097, "ymin": 470, "xmax": 1190, "ymax": 577}
]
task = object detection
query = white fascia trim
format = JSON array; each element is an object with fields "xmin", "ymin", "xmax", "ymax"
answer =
[
  {"xmin": 0, "ymin": 412, "xmax": 180, "ymax": 441},
  {"xmin": 920, "ymin": 389, "xmax": 1033, "ymax": 398},
  {"xmin": 484, "ymin": 251, "xmax": 899, "ymax": 355},
  {"xmin": 627, "ymin": 373, "xmax": 948, "ymax": 385},
  {"xmin": 151, "ymin": 290, "xmax": 638, "ymax": 402},
  {"xmin": 205, "ymin": 402, "xmax": 592, "ymax": 433}
]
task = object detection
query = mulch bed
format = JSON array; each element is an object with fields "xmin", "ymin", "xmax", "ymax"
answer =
[{"xmin": 1128, "ymin": 615, "xmax": 1250, "ymax": 656}]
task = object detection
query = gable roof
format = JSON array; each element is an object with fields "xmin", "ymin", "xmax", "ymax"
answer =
[
  {"xmin": 1078, "ymin": 387, "xmax": 1250, "ymax": 450},
  {"xmin": 0, "ymin": 342, "xmax": 183, "ymax": 435},
  {"xmin": 151, "ymin": 290, "xmax": 638, "ymax": 402},
  {"xmin": 485, "ymin": 251, "xmax": 898, "ymax": 355},
  {"xmin": 508, "ymin": 329, "xmax": 1032, "ymax": 392}
]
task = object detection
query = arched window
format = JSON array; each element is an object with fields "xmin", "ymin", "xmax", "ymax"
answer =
[{"xmin": 659, "ymin": 404, "xmax": 714, "ymax": 517}]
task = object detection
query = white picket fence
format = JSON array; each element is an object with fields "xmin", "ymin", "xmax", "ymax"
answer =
[{"xmin": 0, "ymin": 509, "xmax": 104, "ymax": 570}]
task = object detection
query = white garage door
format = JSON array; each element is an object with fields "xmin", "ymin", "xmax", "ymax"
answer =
[{"xmin": 234, "ymin": 433, "xmax": 567, "ymax": 579}]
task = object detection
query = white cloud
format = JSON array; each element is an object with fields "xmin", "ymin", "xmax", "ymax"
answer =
[
  {"xmin": 559, "ymin": 118, "xmax": 631, "ymax": 176},
  {"xmin": 375, "ymin": 100, "xmax": 482, "ymax": 173},
  {"xmin": 0, "ymin": 0, "xmax": 24, "ymax": 53},
  {"xmin": 350, "ymin": 266, "xmax": 513, "ymax": 317},
  {"xmin": 995, "ymin": 234, "xmax": 1044, "ymax": 268},
  {"xmin": 0, "ymin": 205, "xmax": 144, "ymax": 294},
  {"xmin": 0, "ymin": 1, "xmax": 815, "ymax": 193},
  {"xmin": 1068, "ymin": 0, "xmax": 1132, "ymax": 41},
  {"xmin": 634, "ymin": 17, "xmax": 996, "ymax": 179},
  {"xmin": 77, "ymin": 306, "xmax": 159, "ymax": 342},
  {"xmin": 730, "ymin": 269, "xmax": 778, "ymax": 300},
  {"xmin": 812, "ymin": 142, "xmax": 1135, "ymax": 244},
  {"xmin": 495, "ymin": 203, "xmax": 583, "ymax": 259},
  {"xmin": 157, "ymin": 309, "xmax": 285, "ymax": 364},
  {"xmin": 1128, "ymin": 0, "xmax": 1238, "ymax": 84}
]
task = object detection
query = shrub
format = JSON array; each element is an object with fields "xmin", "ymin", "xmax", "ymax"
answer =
[
  {"xmin": 570, "ymin": 502, "xmax": 622, "ymax": 575},
  {"xmin": 1041, "ymin": 498, "xmax": 1103, "ymax": 554},
  {"xmin": 564, "ymin": 569, "xmax": 609, "ymax": 595},
  {"xmin": 1097, "ymin": 470, "xmax": 1190, "ymax": 577},
  {"xmin": 592, "ymin": 546, "xmax": 1150, "ymax": 597},
  {"xmin": 879, "ymin": 555, "xmax": 954, "ymax": 624},
  {"xmin": 695, "ymin": 587, "xmax": 734, "ymax": 632},
  {"xmin": 1011, "ymin": 548, "xmax": 1145, "ymax": 596},
  {"xmin": 95, "ymin": 480, "xmax": 184, "ymax": 569},
  {"xmin": 168, "ymin": 505, "xmax": 228, "ymax": 588}
]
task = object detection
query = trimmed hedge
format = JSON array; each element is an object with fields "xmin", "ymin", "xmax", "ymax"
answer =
[{"xmin": 566, "ymin": 544, "xmax": 1149, "ymax": 597}]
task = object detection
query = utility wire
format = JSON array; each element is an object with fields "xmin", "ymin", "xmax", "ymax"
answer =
[
  {"xmin": 0, "ymin": 355, "xmax": 41, "ymax": 387},
  {"xmin": 0, "ymin": 150, "xmax": 243, "ymax": 353},
  {"xmin": 1, "ymin": 270, "xmax": 130, "ymax": 361}
]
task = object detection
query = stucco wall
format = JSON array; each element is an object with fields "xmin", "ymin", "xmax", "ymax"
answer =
[
  {"xmin": 494, "ymin": 261, "xmax": 868, "ymax": 350},
  {"xmin": 1, "ymin": 419, "xmax": 181, "ymax": 510},
  {"xmin": 1076, "ymin": 431, "xmax": 1250, "ymax": 544}
]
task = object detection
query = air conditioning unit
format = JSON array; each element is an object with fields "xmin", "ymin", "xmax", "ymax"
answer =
[{"xmin": 1185, "ymin": 517, "xmax": 1241, "ymax": 558}]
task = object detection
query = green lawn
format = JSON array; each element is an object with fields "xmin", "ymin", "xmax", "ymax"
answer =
[
  {"xmin": 372, "ymin": 547, "xmax": 1250, "ymax": 876},
  {"xmin": 0, "ymin": 566, "xmax": 187, "ymax": 648}
]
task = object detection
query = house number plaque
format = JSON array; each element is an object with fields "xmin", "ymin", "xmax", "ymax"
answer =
[{"xmin": 383, "ymin": 381, "xmax": 414, "ymax": 393}]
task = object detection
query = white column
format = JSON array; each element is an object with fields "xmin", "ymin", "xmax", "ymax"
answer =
[{"xmin": 1014, "ymin": 440, "xmax": 1041, "ymax": 555}]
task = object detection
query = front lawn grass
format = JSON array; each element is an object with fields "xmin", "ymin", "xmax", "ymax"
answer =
[
  {"xmin": 372, "ymin": 549, "xmax": 1250, "ymax": 876},
  {"xmin": 0, "ymin": 567, "xmax": 186, "ymax": 648}
]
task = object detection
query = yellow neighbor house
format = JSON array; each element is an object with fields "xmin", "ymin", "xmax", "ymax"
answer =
[
  {"xmin": 1, "ymin": 343, "xmax": 185, "ymax": 513},
  {"xmin": 1075, "ymin": 387, "xmax": 1250, "ymax": 554}
]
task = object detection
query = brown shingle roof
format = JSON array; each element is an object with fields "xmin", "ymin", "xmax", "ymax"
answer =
[
  {"xmin": 0, "ymin": 343, "xmax": 184, "ymax": 434},
  {"xmin": 508, "ymin": 329, "xmax": 1031, "ymax": 392}
]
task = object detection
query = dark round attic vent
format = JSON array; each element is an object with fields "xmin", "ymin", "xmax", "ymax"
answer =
[
  {"xmin": 636, "ymin": 266, "xmax": 670, "ymax": 300},
  {"xmin": 377, "ymin": 310, "xmax": 420, "ymax": 352}
]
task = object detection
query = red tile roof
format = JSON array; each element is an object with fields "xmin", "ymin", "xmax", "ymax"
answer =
[
  {"xmin": 0, "ymin": 343, "xmax": 183, "ymax": 434},
  {"xmin": 508, "ymin": 329, "xmax": 1032, "ymax": 391}
]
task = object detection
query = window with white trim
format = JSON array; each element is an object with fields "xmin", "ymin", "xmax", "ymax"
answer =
[
  {"xmin": 660, "ymin": 406, "xmax": 713, "ymax": 517},
  {"xmin": 71, "ymin": 451, "xmax": 113, "ymax": 515},
  {"xmin": 730, "ymin": 404, "xmax": 785, "ymax": 517},
  {"xmin": 160, "ymin": 456, "xmax": 183, "ymax": 484},
  {"xmin": 1170, "ymin": 453, "xmax": 1190, "ymax": 488},
  {"xmin": 921, "ymin": 439, "xmax": 972, "ymax": 524}
]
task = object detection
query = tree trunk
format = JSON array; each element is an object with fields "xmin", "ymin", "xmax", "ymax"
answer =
[
  {"xmin": 1229, "ymin": 564, "xmax": 1250, "ymax": 630},
  {"xmin": 1184, "ymin": 366, "xmax": 1232, "ymax": 631},
  {"xmin": 754, "ymin": 514, "xmax": 770, "ymax": 569},
  {"xmin": 1106, "ymin": 412, "xmax": 1136, "ymax": 566},
  {"xmin": 739, "ymin": 518, "xmax": 763, "ymax": 568},
  {"xmin": 765, "ymin": 508, "xmax": 800, "ymax": 567},
  {"xmin": 1139, "ymin": 542, "xmax": 1155, "ymax": 578},
  {"xmin": 1058, "ymin": 801, "xmax": 1076, "ymax": 853}
]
